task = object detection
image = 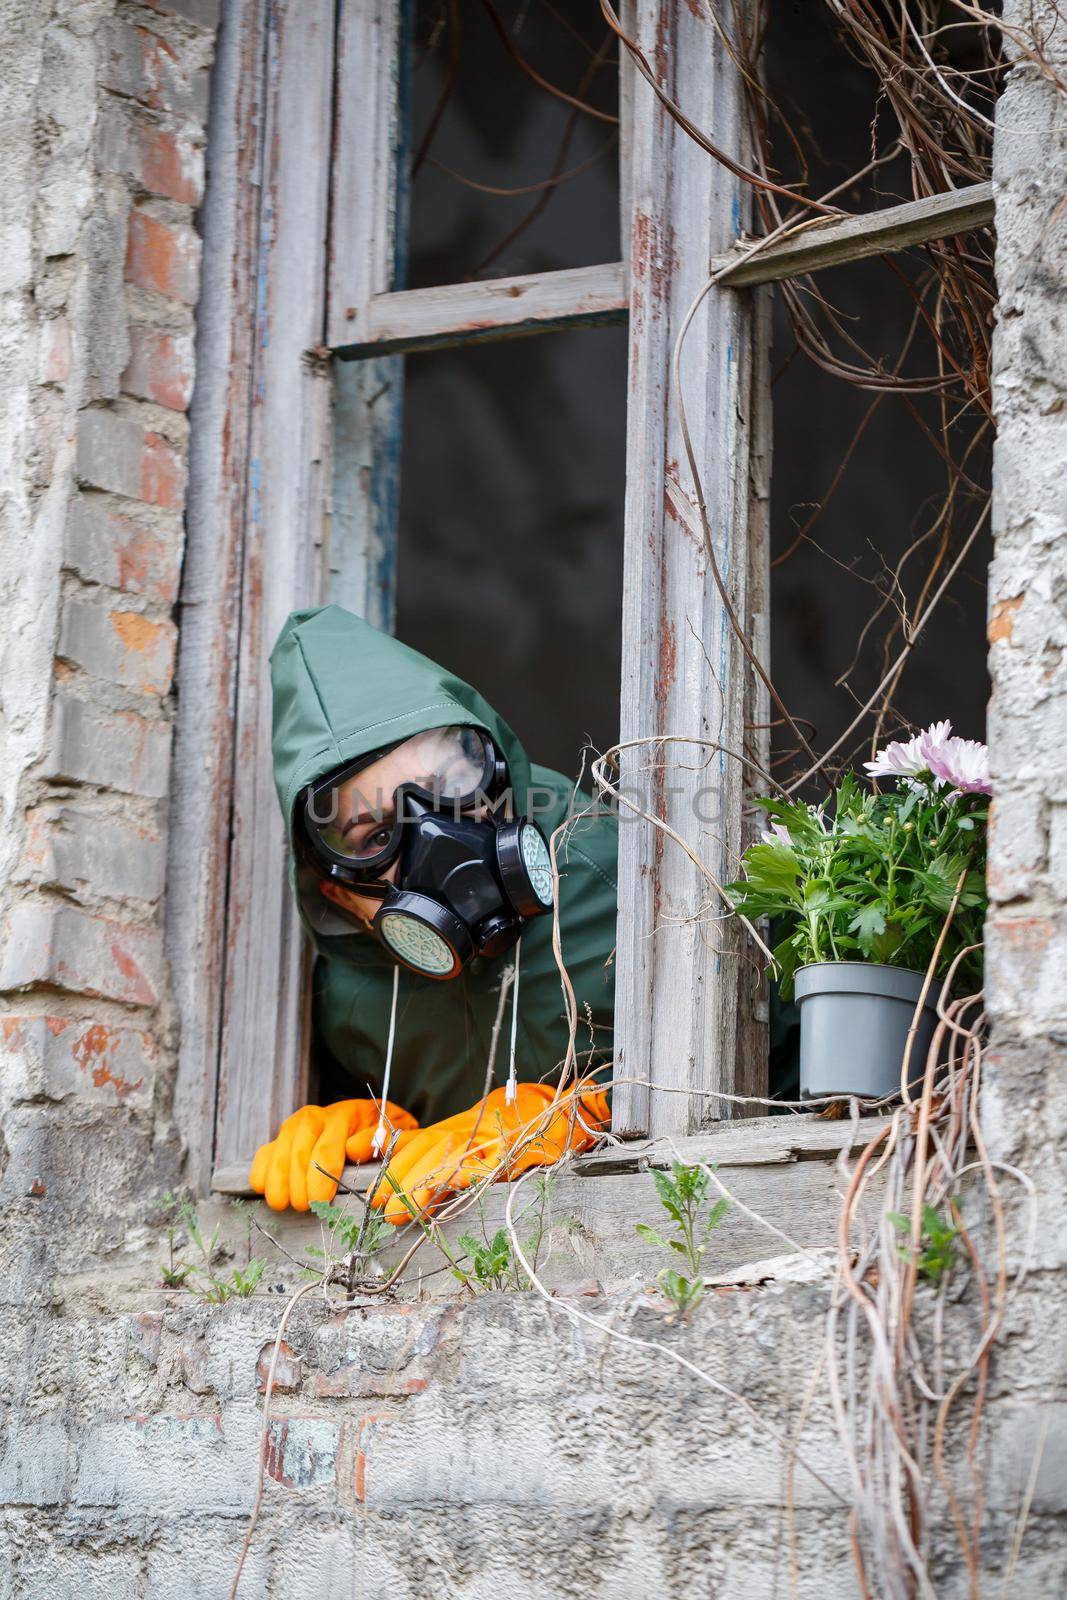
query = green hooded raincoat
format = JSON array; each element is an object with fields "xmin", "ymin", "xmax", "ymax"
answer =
[{"xmin": 270, "ymin": 606, "xmax": 618, "ymax": 1124}]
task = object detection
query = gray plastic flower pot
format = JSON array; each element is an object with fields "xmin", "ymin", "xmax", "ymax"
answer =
[{"xmin": 795, "ymin": 961, "xmax": 942, "ymax": 1100}]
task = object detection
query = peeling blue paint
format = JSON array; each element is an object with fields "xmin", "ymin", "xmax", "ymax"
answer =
[
  {"xmin": 126, "ymin": 1414, "xmax": 222, "ymax": 1444},
  {"xmin": 265, "ymin": 1417, "xmax": 338, "ymax": 1490}
]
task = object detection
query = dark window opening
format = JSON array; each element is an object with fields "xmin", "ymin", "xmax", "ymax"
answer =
[
  {"xmin": 407, "ymin": 0, "xmax": 620, "ymax": 288},
  {"xmin": 395, "ymin": 324, "xmax": 627, "ymax": 781}
]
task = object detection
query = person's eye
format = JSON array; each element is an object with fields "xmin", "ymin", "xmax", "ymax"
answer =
[{"xmin": 361, "ymin": 824, "xmax": 394, "ymax": 855}]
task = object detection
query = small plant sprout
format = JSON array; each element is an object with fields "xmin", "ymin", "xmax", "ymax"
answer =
[
  {"xmin": 456, "ymin": 1175, "xmax": 558, "ymax": 1293},
  {"xmin": 158, "ymin": 1193, "xmax": 266, "ymax": 1304},
  {"xmin": 636, "ymin": 1160, "xmax": 730, "ymax": 1317},
  {"xmin": 888, "ymin": 1201, "xmax": 962, "ymax": 1284},
  {"xmin": 305, "ymin": 1198, "xmax": 392, "ymax": 1285},
  {"xmin": 158, "ymin": 1194, "xmax": 191, "ymax": 1288},
  {"xmin": 457, "ymin": 1229, "xmax": 514, "ymax": 1291}
]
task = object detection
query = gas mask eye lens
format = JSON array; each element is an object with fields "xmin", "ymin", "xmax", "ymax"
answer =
[
  {"xmin": 407, "ymin": 725, "xmax": 492, "ymax": 804},
  {"xmin": 304, "ymin": 725, "xmax": 497, "ymax": 877}
]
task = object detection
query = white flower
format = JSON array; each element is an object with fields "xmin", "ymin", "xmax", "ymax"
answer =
[{"xmin": 864, "ymin": 720, "xmax": 951, "ymax": 783}]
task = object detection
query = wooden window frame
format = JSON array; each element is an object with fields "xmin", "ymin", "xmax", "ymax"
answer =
[{"xmin": 171, "ymin": 0, "xmax": 996, "ymax": 1191}]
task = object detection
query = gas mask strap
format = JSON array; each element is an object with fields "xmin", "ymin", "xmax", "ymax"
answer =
[
  {"xmin": 372, "ymin": 964, "xmax": 401, "ymax": 1155},
  {"xmin": 505, "ymin": 938, "xmax": 522, "ymax": 1105}
]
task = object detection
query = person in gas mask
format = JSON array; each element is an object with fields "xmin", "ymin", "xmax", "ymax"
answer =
[{"xmin": 248, "ymin": 605, "xmax": 617, "ymax": 1215}]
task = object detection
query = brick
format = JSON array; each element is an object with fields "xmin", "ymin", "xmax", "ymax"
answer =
[
  {"xmin": 39, "ymin": 316, "xmax": 71, "ymax": 385},
  {"xmin": 84, "ymin": 195, "xmax": 132, "ymax": 402},
  {"xmin": 146, "ymin": 1523, "xmax": 271, "ymax": 1600},
  {"xmin": 99, "ymin": 18, "xmax": 210, "ymax": 122},
  {"xmin": 352, "ymin": 1409, "xmax": 400, "ymax": 1504},
  {"xmin": 129, "ymin": 1313, "xmax": 163, "ymax": 1366},
  {"xmin": 65, "ymin": 494, "xmax": 180, "ymax": 604},
  {"xmin": 29, "ymin": 393, "xmax": 64, "ymax": 490},
  {"xmin": 180, "ymin": 1337, "xmax": 214, "ymax": 1395},
  {"xmin": 310, "ymin": 1303, "xmax": 456, "ymax": 1398},
  {"xmin": 988, "ymin": 789, "xmax": 1047, "ymax": 903},
  {"xmin": 264, "ymin": 1417, "xmax": 339, "ymax": 1489},
  {"xmin": 256, "ymin": 1339, "xmax": 304, "ymax": 1394},
  {"xmin": 75, "ymin": 1409, "xmax": 260, "ymax": 1515},
  {"xmin": 986, "ymin": 911, "xmax": 1067, "ymax": 1032},
  {"xmin": 59, "ymin": 597, "xmax": 177, "ymax": 697},
  {"xmin": 125, "ymin": 207, "xmax": 200, "ymax": 305},
  {"xmin": 45, "ymin": 691, "xmax": 172, "ymax": 797},
  {"xmin": 96, "ymin": 103, "xmax": 203, "ymax": 205},
  {"xmin": 122, "ymin": 325, "xmax": 194, "ymax": 411},
  {"xmin": 142, "ymin": 0, "xmax": 222, "ymax": 31},
  {"xmin": 19, "ymin": 805, "xmax": 165, "ymax": 904},
  {"xmin": 0, "ymin": 1418, "xmax": 71, "ymax": 1507},
  {"xmin": 77, "ymin": 409, "xmax": 186, "ymax": 511},
  {"xmin": 0, "ymin": 904, "xmax": 163, "ymax": 1007},
  {"xmin": 0, "ymin": 1016, "xmax": 156, "ymax": 1109},
  {"xmin": 36, "ymin": 25, "xmax": 96, "ymax": 259}
]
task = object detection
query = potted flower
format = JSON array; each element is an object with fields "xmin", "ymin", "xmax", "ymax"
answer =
[{"xmin": 725, "ymin": 722, "xmax": 990, "ymax": 1099}]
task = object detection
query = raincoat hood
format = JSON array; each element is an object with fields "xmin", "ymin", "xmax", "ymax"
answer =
[{"xmin": 271, "ymin": 605, "xmax": 533, "ymax": 841}]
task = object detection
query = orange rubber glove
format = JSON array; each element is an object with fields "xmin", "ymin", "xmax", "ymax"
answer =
[
  {"xmin": 370, "ymin": 1081, "xmax": 610, "ymax": 1226},
  {"xmin": 248, "ymin": 1099, "xmax": 420, "ymax": 1212}
]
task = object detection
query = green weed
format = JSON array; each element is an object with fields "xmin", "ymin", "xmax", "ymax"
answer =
[
  {"xmin": 636, "ymin": 1160, "xmax": 730, "ymax": 1317},
  {"xmin": 888, "ymin": 1201, "xmax": 961, "ymax": 1284}
]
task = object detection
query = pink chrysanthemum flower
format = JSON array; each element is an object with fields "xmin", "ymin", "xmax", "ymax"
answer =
[{"xmin": 920, "ymin": 728, "xmax": 992, "ymax": 796}]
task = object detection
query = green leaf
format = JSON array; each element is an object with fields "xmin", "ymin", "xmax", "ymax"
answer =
[
  {"xmin": 635, "ymin": 1223, "xmax": 671, "ymax": 1250},
  {"xmin": 773, "ymin": 931, "xmax": 803, "ymax": 999},
  {"xmin": 657, "ymin": 1268, "xmax": 705, "ymax": 1315},
  {"xmin": 672, "ymin": 1160, "xmax": 709, "ymax": 1205},
  {"xmin": 849, "ymin": 902, "xmax": 887, "ymax": 955},
  {"xmin": 651, "ymin": 1169, "xmax": 685, "ymax": 1224}
]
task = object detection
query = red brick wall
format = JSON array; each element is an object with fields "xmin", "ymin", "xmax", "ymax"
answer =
[{"xmin": 0, "ymin": 0, "xmax": 217, "ymax": 1200}]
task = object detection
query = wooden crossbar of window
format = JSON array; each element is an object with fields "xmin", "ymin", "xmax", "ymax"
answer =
[
  {"xmin": 328, "ymin": 183, "xmax": 993, "ymax": 360},
  {"xmin": 709, "ymin": 181, "xmax": 994, "ymax": 289},
  {"xmin": 332, "ymin": 262, "xmax": 628, "ymax": 359}
]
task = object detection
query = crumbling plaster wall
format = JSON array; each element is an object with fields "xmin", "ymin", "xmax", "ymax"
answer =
[
  {"xmin": 0, "ymin": 1, "xmax": 1065, "ymax": 1597},
  {"xmin": 982, "ymin": 0, "xmax": 1067, "ymax": 1559}
]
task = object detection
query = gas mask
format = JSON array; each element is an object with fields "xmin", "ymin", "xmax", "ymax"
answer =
[{"xmin": 301, "ymin": 726, "xmax": 554, "ymax": 980}]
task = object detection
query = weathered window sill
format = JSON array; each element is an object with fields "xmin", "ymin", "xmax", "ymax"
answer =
[{"xmin": 207, "ymin": 1114, "xmax": 889, "ymax": 1297}]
